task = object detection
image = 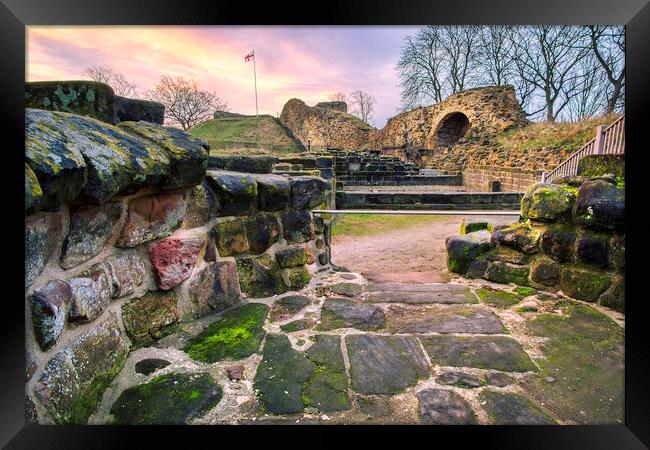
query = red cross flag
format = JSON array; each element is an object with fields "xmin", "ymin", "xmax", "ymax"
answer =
[{"xmin": 245, "ymin": 50, "xmax": 254, "ymax": 62}]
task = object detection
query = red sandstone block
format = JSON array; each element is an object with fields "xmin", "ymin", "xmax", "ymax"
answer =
[{"xmin": 149, "ymin": 238, "xmax": 205, "ymax": 290}]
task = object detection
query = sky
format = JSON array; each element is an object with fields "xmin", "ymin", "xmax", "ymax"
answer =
[{"xmin": 26, "ymin": 26, "xmax": 420, "ymax": 127}]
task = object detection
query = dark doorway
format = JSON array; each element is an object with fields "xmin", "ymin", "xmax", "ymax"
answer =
[{"xmin": 430, "ymin": 112, "xmax": 470, "ymax": 148}]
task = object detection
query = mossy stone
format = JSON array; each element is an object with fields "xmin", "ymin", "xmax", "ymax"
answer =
[
  {"xmin": 484, "ymin": 261, "xmax": 530, "ymax": 286},
  {"xmin": 302, "ymin": 335, "xmax": 350, "ymax": 412},
  {"xmin": 183, "ymin": 303, "xmax": 268, "ymax": 363},
  {"xmin": 559, "ymin": 266, "xmax": 611, "ymax": 302},
  {"xmin": 521, "ymin": 183, "xmax": 576, "ymax": 222},
  {"xmin": 480, "ymin": 391, "xmax": 555, "ymax": 424},
  {"xmin": 110, "ymin": 372, "xmax": 222, "ymax": 424},
  {"xmin": 524, "ymin": 302, "xmax": 624, "ymax": 423},
  {"xmin": 236, "ymin": 254, "xmax": 288, "ymax": 298},
  {"xmin": 253, "ymin": 334, "xmax": 314, "ymax": 414},
  {"xmin": 121, "ymin": 290, "xmax": 179, "ymax": 348},
  {"xmin": 513, "ymin": 286, "xmax": 537, "ymax": 297},
  {"xmin": 476, "ymin": 288, "xmax": 522, "ymax": 308},
  {"xmin": 288, "ymin": 266, "xmax": 311, "ymax": 290},
  {"xmin": 25, "ymin": 163, "xmax": 43, "ymax": 215}
]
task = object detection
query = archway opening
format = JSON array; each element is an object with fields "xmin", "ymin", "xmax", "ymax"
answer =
[{"xmin": 431, "ymin": 112, "xmax": 470, "ymax": 148}]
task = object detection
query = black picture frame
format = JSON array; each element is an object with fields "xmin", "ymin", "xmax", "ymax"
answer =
[{"xmin": 2, "ymin": 0, "xmax": 648, "ymax": 447}]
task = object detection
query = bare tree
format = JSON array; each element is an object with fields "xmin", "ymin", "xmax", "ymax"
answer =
[
  {"xmin": 476, "ymin": 26, "xmax": 515, "ymax": 86},
  {"xmin": 147, "ymin": 75, "xmax": 228, "ymax": 130},
  {"xmin": 349, "ymin": 90, "xmax": 377, "ymax": 125},
  {"xmin": 329, "ymin": 92, "xmax": 348, "ymax": 103},
  {"xmin": 564, "ymin": 56, "xmax": 608, "ymax": 121},
  {"xmin": 510, "ymin": 26, "xmax": 591, "ymax": 122},
  {"xmin": 396, "ymin": 27, "xmax": 446, "ymax": 108},
  {"xmin": 439, "ymin": 26, "xmax": 482, "ymax": 93},
  {"xmin": 588, "ymin": 25, "xmax": 625, "ymax": 114},
  {"xmin": 85, "ymin": 65, "xmax": 137, "ymax": 97}
]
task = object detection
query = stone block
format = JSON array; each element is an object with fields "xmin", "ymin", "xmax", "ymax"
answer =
[
  {"xmin": 484, "ymin": 261, "xmax": 530, "ymax": 286},
  {"xmin": 121, "ymin": 290, "xmax": 179, "ymax": 346},
  {"xmin": 119, "ymin": 120, "xmax": 208, "ymax": 190},
  {"xmin": 491, "ymin": 222, "xmax": 540, "ymax": 254},
  {"xmin": 521, "ymin": 183, "xmax": 576, "ymax": 222},
  {"xmin": 182, "ymin": 182, "xmax": 217, "ymax": 229},
  {"xmin": 60, "ymin": 202, "xmax": 123, "ymax": 269},
  {"xmin": 30, "ymin": 280, "xmax": 71, "ymax": 350},
  {"xmin": 245, "ymin": 214, "xmax": 281, "ymax": 254},
  {"xmin": 149, "ymin": 238, "xmax": 204, "ymax": 290},
  {"xmin": 236, "ymin": 254, "xmax": 288, "ymax": 298},
  {"xmin": 445, "ymin": 230, "xmax": 492, "ymax": 274},
  {"xmin": 559, "ymin": 266, "xmax": 611, "ymax": 302},
  {"xmin": 275, "ymin": 245, "xmax": 311, "ymax": 268},
  {"xmin": 576, "ymin": 233, "xmax": 609, "ymax": 268},
  {"xmin": 540, "ymin": 225, "xmax": 576, "ymax": 262},
  {"xmin": 186, "ymin": 261, "xmax": 241, "ymax": 318},
  {"xmin": 114, "ymin": 96, "xmax": 164, "ymax": 124},
  {"xmin": 207, "ymin": 155, "xmax": 278, "ymax": 173},
  {"xmin": 116, "ymin": 193, "xmax": 186, "ymax": 247},
  {"xmin": 68, "ymin": 268, "xmax": 112, "ymax": 323},
  {"xmin": 25, "ymin": 163, "xmax": 43, "ymax": 215},
  {"xmin": 33, "ymin": 313, "xmax": 129, "ymax": 424},
  {"xmin": 252, "ymin": 173, "xmax": 291, "ymax": 211},
  {"xmin": 214, "ymin": 219, "xmax": 249, "ymax": 256},
  {"xmin": 573, "ymin": 180, "xmax": 624, "ymax": 232},
  {"xmin": 281, "ymin": 210, "xmax": 315, "ymax": 243},
  {"xmin": 25, "ymin": 212, "xmax": 63, "ymax": 288},
  {"xmin": 291, "ymin": 176, "xmax": 329, "ymax": 210},
  {"xmin": 529, "ymin": 256, "xmax": 560, "ymax": 286},
  {"xmin": 25, "ymin": 81, "xmax": 118, "ymax": 123},
  {"xmin": 206, "ymin": 170, "xmax": 258, "ymax": 216},
  {"xmin": 102, "ymin": 249, "xmax": 146, "ymax": 298}
]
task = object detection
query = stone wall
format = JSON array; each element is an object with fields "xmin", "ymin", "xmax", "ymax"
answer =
[
  {"xmin": 446, "ymin": 175, "xmax": 625, "ymax": 313},
  {"xmin": 25, "ymin": 81, "xmax": 164, "ymax": 125},
  {"xmin": 24, "ymin": 108, "xmax": 332, "ymax": 424},
  {"xmin": 462, "ymin": 165, "xmax": 543, "ymax": 192},
  {"xmin": 370, "ymin": 86, "xmax": 528, "ymax": 152},
  {"xmin": 315, "ymin": 101, "xmax": 347, "ymax": 113},
  {"xmin": 280, "ymin": 98, "xmax": 375, "ymax": 150}
]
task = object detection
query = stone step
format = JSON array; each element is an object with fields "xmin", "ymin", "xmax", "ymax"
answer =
[
  {"xmin": 386, "ymin": 304, "xmax": 505, "ymax": 334},
  {"xmin": 365, "ymin": 283, "xmax": 478, "ymax": 304}
]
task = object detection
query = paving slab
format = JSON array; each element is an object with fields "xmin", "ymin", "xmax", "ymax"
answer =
[
  {"xmin": 317, "ymin": 298, "xmax": 385, "ymax": 331},
  {"xmin": 387, "ymin": 305, "xmax": 505, "ymax": 334},
  {"xmin": 366, "ymin": 282, "xmax": 478, "ymax": 305},
  {"xmin": 346, "ymin": 334, "xmax": 429, "ymax": 395},
  {"xmin": 417, "ymin": 388, "xmax": 478, "ymax": 424},
  {"xmin": 479, "ymin": 391, "xmax": 555, "ymax": 424},
  {"xmin": 421, "ymin": 335, "xmax": 537, "ymax": 372}
]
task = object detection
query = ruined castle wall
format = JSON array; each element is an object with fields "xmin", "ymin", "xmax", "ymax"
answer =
[
  {"xmin": 25, "ymin": 109, "xmax": 332, "ymax": 424},
  {"xmin": 280, "ymin": 98, "xmax": 375, "ymax": 150},
  {"xmin": 370, "ymin": 86, "xmax": 528, "ymax": 151}
]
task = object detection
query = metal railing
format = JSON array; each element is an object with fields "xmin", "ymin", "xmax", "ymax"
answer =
[
  {"xmin": 313, "ymin": 209, "xmax": 521, "ymax": 216},
  {"xmin": 542, "ymin": 115, "xmax": 625, "ymax": 183}
]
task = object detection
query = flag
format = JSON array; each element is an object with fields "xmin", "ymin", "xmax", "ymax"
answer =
[{"xmin": 245, "ymin": 50, "xmax": 254, "ymax": 62}]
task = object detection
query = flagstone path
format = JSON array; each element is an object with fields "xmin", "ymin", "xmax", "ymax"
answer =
[{"xmin": 90, "ymin": 267, "xmax": 624, "ymax": 425}]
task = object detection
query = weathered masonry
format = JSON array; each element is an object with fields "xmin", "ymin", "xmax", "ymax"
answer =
[
  {"xmin": 25, "ymin": 108, "xmax": 332, "ymax": 424},
  {"xmin": 446, "ymin": 167, "xmax": 625, "ymax": 312}
]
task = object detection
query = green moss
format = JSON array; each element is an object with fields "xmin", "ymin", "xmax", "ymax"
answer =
[
  {"xmin": 513, "ymin": 287, "xmax": 537, "ymax": 297},
  {"xmin": 67, "ymin": 353, "xmax": 126, "ymax": 424},
  {"xmin": 110, "ymin": 372, "xmax": 223, "ymax": 424},
  {"xmin": 476, "ymin": 288, "xmax": 521, "ymax": 308},
  {"xmin": 517, "ymin": 306, "xmax": 538, "ymax": 313},
  {"xmin": 288, "ymin": 267, "xmax": 311, "ymax": 289},
  {"xmin": 183, "ymin": 303, "xmax": 268, "ymax": 363},
  {"xmin": 524, "ymin": 302, "xmax": 624, "ymax": 423}
]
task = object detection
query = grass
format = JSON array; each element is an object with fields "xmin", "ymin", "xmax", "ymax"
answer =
[
  {"xmin": 188, "ymin": 115, "xmax": 304, "ymax": 155},
  {"xmin": 331, "ymin": 214, "xmax": 449, "ymax": 238},
  {"xmin": 494, "ymin": 114, "xmax": 622, "ymax": 158}
]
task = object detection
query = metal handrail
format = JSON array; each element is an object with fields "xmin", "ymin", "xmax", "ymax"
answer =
[
  {"xmin": 542, "ymin": 115, "xmax": 625, "ymax": 183},
  {"xmin": 312, "ymin": 209, "xmax": 521, "ymax": 216}
]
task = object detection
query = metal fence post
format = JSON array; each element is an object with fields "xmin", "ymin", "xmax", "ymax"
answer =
[{"xmin": 594, "ymin": 125, "xmax": 605, "ymax": 154}]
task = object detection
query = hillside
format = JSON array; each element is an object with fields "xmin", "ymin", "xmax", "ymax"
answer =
[{"xmin": 189, "ymin": 114, "xmax": 305, "ymax": 155}]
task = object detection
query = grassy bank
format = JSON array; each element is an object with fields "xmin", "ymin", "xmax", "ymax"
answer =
[
  {"xmin": 331, "ymin": 214, "xmax": 449, "ymax": 238},
  {"xmin": 188, "ymin": 115, "xmax": 304, "ymax": 155}
]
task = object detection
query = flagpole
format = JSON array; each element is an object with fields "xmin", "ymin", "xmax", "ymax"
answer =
[{"xmin": 252, "ymin": 49, "xmax": 258, "ymax": 124}]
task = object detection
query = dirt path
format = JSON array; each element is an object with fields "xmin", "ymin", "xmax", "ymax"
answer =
[{"xmin": 331, "ymin": 215, "xmax": 515, "ymax": 275}]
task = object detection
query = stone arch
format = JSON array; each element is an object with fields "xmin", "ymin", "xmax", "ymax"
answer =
[{"xmin": 429, "ymin": 112, "xmax": 470, "ymax": 149}]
